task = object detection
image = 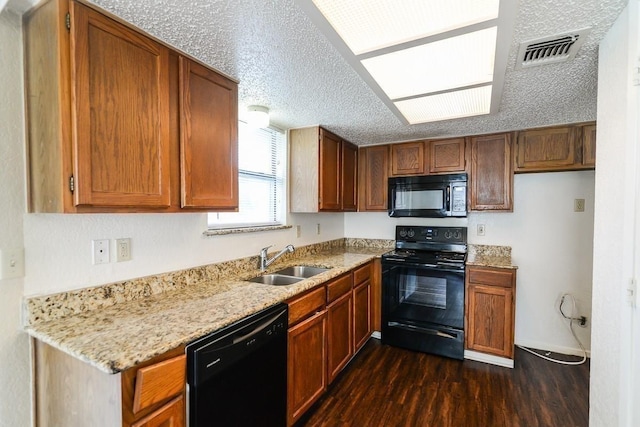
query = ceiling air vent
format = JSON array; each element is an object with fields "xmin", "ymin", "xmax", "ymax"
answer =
[{"xmin": 516, "ymin": 28, "xmax": 591, "ymax": 70}]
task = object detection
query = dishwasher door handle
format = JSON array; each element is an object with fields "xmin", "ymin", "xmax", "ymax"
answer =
[{"xmin": 232, "ymin": 309, "xmax": 286, "ymax": 345}]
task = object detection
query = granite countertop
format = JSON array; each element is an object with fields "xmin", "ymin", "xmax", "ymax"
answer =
[
  {"xmin": 466, "ymin": 244, "xmax": 517, "ymax": 269},
  {"xmin": 24, "ymin": 243, "xmax": 388, "ymax": 374}
]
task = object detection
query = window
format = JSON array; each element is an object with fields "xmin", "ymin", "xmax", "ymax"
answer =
[{"xmin": 208, "ymin": 122, "xmax": 286, "ymax": 228}]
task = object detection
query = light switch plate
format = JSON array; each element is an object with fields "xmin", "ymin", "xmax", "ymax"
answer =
[{"xmin": 0, "ymin": 248, "xmax": 25, "ymax": 279}]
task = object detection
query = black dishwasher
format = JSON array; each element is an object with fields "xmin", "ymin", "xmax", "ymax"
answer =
[{"xmin": 186, "ymin": 303, "xmax": 288, "ymax": 427}]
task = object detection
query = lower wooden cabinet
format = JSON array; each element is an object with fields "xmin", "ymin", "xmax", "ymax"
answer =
[
  {"xmin": 465, "ymin": 266, "xmax": 517, "ymax": 359},
  {"xmin": 131, "ymin": 396, "xmax": 184, "ymax": 427},
  {"xmin": 286, "ymin": 261, "xmax": 374, "ymax": 425},
  {"xmin": 353, "ymin": 264, "xmax": 372, "ymax": 352},
  {"xmin": 34, "ymin": 340, "xmax": 186, "ymax": 427},
  {"xmin": 327, "ymin": 290, "xmax": 353, "ymax": 384},
  {"xmin": 287, "ymin": 309, "xmax": 327, "ymax": 426}
]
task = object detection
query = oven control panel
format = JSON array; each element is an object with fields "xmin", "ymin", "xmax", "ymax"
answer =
[{"xmin": 396, "ymin": 226, "xmax": 467, "ymax": 244}]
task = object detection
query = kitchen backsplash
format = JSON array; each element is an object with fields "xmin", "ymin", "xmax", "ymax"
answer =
[{"xmin": 24, "ymin": 238, "xmax": 394, "ymax": 326}]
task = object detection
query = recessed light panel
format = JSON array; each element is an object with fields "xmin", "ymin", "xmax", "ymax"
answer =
[
  {"xmin": 361, "ymin": 27, "xmax": 497, "ymax": 100},
  {"xmin": 311, "ymin": 0, "xmax": 499, "ymax": 55},
  {"xmin": 298, "ymin": 0, "xmax": 513, "ymax": 124},
  {"xmin": 394, "ymin": 86, "xmax": 493, "ymax": 124}
]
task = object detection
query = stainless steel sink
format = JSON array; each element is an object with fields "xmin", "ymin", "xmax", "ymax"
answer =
[
  {"xmin": 274, "ymin": 265, "xmax": 330, "ymax": 278},
  {"xmin": 248, "ymin": 274, "xmax": 303, "ymax": 286}
]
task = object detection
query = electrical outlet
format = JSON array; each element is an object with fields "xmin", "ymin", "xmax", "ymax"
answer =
[
  {"xmin": 0, "ymin": 248, "xmax": 25, "ymax": 279},
  {"xmin": 92, "ymin": 239, "xmax": 110, "ymax": 265},
  {"xmin": 574, "ymin": 198, "xmax": 585, "ymax": 212},
  {"xmin": 116, "ymin": 238, "xmax": 132, "ymax": 262},
  {"xmin": 477, "ymin": 224, "xmax": 486, "ymax": 236}
]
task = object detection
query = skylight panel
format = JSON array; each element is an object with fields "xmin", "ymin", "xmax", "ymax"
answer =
[
  {"xmin": 361, "ymin": 27, "xmax": 497, "ymax": 100},
  {"xmin": 394, "ymin": 86, "xmax": 493, "ymax": 124},
  {"xmin": 311, "ymin": 0, "xmax": 500, "ymax": 55}
]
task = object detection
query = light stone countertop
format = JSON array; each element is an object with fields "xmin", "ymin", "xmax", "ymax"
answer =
[
  {"xmin": 25, "ymin": 245, "xmax": 388, "ymax": 374},
  {"xmin": 466, "ymin": 244, "xmax": 517, "ymax": 269}
]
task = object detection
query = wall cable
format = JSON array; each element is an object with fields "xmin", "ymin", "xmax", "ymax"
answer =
[{"xmin": 516, "ymin": 293, "xmax": 587, "ymax": 366}]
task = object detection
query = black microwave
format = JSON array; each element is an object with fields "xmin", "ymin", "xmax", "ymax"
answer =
[{"xmin": 388, "ymin": 173, "xmax": 467, "ymax": 218}]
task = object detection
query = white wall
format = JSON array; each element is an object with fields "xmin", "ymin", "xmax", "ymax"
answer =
[
  {"xmin": 346, "ymin": 170, "xmax": 595, "ymax": 355},
  {"xmin": 590, "ymin": 1, "xmax": 639, "ymax": 426},
  {"xmin": 23, "ymin": 212, "xmax": 344, "ymax": 295},
  {"xmin": 0, "ymin": 9, "xmax": 31, "ymax": 427}
]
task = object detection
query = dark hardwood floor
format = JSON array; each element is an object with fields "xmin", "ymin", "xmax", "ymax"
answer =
[{"xmin": 301, "ymin": 339, "xmax": 590, "ymax": 427}]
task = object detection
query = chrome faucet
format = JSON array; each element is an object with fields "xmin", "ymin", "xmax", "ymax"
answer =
[{"xmin": 260, "ymin": 244, "xmax": 295, "ymax": 271}]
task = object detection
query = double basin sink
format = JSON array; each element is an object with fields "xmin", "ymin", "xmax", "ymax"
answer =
[{"xmin": 249, "ymin": 265, "xmax": 330, "ymax": 286}]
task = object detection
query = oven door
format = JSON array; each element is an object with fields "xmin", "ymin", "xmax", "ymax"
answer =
[{"xmin": 382, "ymin": 261, "xmax": 464, "ymax": 329}]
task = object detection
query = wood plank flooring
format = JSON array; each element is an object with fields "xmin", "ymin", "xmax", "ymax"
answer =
[{"xmin": 300, "ymin": 339, "xmax": 590, "ymax": 427}]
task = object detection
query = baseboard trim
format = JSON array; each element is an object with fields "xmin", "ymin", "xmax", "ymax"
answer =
[{"xmin": 464, "ymin": 350, "xmax": 514, "ymax": 368}]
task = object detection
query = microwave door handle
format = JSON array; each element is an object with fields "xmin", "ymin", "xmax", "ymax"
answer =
[{"xmin": 445, "ymin": 186, "xmax": 451, "ymax": 211}]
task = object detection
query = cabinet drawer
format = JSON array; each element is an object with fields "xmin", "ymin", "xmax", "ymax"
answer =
[
  {"xmin": 326, "ymin": 274, "xmax": 352, "ymax": 303},
  {"xmin": 353, "ymin": 262, "xmax": 371, "ymax": 286},
  {"xmin": 132, "ymin": 354, "xmax": 186, "ymax": 414},
  {"xmin": 288, "ymin": 286, "xmax": 326, "ymax": 326},
  {"xmin": 467, "ymin": 267, "xmax": 515, "ymax": 288}
]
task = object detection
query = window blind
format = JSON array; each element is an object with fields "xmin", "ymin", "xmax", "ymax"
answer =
[{"xmin": 208, "ymin": 122, "xmax": 286, "ymax": 228}]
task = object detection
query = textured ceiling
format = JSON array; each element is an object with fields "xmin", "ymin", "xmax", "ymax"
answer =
[{"xmin": 84, "ymin": 0, "xmax": 627, "ymax": 145}]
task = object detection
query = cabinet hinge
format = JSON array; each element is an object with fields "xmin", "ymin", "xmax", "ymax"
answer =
[
  {"xmin": 65, "ymin": 12, "xmax": 71, "ymax": 31},
  {"xmin": 69, "ymin": 175, "xmax": 75, "ymax": 193}
]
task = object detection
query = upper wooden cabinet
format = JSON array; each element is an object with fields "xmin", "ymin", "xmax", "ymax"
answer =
[
  {"xmin": 582, "ymin": 124, "xmax": 597, "ymax": 167},
  {"xmin": 289, "ymin": 126, "xmax": 357, "ymax": 212},
  {"xmin": 469, "ymin": 133, "xmax": 513, "ymax": 212},
  {"xmin": 390, "ymin": 141, "xmax": 425, "ymax": 176},
  {"xmin": 180, "ymin": 57, "xmax": 238, "ymax": 209},
  {"xmin": 71, "ymin": 3, "xmax": 171, "ymax": 208},
  {"xmin": 358, "ymin": 145, "xmax": 389, "ymax": 212},
  {"xmin": 24, "ymin": 0, "xmax": 238, "ymax": 212},
  {"xmin": 341, "ymin": 141, "xmax": 358, "ymax": 212},
  {"xmin": 319, "ymin": 130, "xmax": 342, "ymax": 210},
  {"xmin": 428, "ymin": 138, "xmax": 466, "ymax": 174},
  {"xmin": 514, "ymin": 123, "xmax": 596, "ymax": 172}
]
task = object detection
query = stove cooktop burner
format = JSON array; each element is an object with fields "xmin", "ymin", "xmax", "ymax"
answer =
[
  {"xmin": 383, "ymin": 225, "xmax": 468, "ymax": 270},
  {"xmin": 382, "ymin": 249, "xmax": 466, "ymax": 269}
]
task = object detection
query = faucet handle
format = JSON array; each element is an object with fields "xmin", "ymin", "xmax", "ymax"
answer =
[{"xmin": 260, "ymin": 245, "xmax": 273, "ymax": 255}]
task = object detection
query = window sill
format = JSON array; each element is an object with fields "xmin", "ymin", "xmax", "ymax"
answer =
[{"xmin": 203, "ymin": 224, "xmax": 292, "ymax": 236}]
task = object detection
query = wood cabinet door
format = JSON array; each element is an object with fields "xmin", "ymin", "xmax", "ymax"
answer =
[
  {"xmin": 179, "ymin": 57, "xmax": 238, "ymax": 209},
  {"xmin": 287, "ymin": 310, "xmax": 327, "ymax": 426},
  {"xmin": 327, "ymin": 291, "xmax": 353, "ymax": 384},
  {"xmin": 131, "ymin": 396, "xmax": 184, "ymax": 427},
  {"xmin": 71, "ymin": 2, "xmax": 171, "ymax": 207},
  {"xmin": 428, "ymin": 138, "xmax": 465, "ymax": 174},
  {"xmin": 358, "ymin": 145, "xmax": 389, "ymax": 211},
  {"xmin": 390, "ymin": 142, "xmax": 425, "ymax": 176},
  {"xmin": 341, "ymin": 141, "xmax": 358, "ymax": 211},
  {"xmin": 353, "ymin": 279, "xmax": 372, "ymax": 352},
  {"xmin": 582, "ymin": 124, "xmax": 596, "ymax": 167},
  {"xmin": 465, "ymin": 266, "xmax": 516, "ymax": 359},
  {"xmin": 466, "ymin": 284, "xmax": 514, "ymax": 359},
  {"xmin": 515, "ymin": 126, "xmax": 578, "ymax": 172},
  {"xmin": 469, "ymin": 133, "xmax": 513, "ymax": 211},
  {"xmin": 319, "ymin": 129, "xmax": 342, "ymax": 210}
]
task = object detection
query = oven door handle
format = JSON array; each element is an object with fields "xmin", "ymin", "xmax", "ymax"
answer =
[
  {"xmin": 382, "ymin": 260, "xmax": 464, "ymax": 274},
  {"xmin": 387, "ymin": 322, "xmax": 459, "ymax": 340}
]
